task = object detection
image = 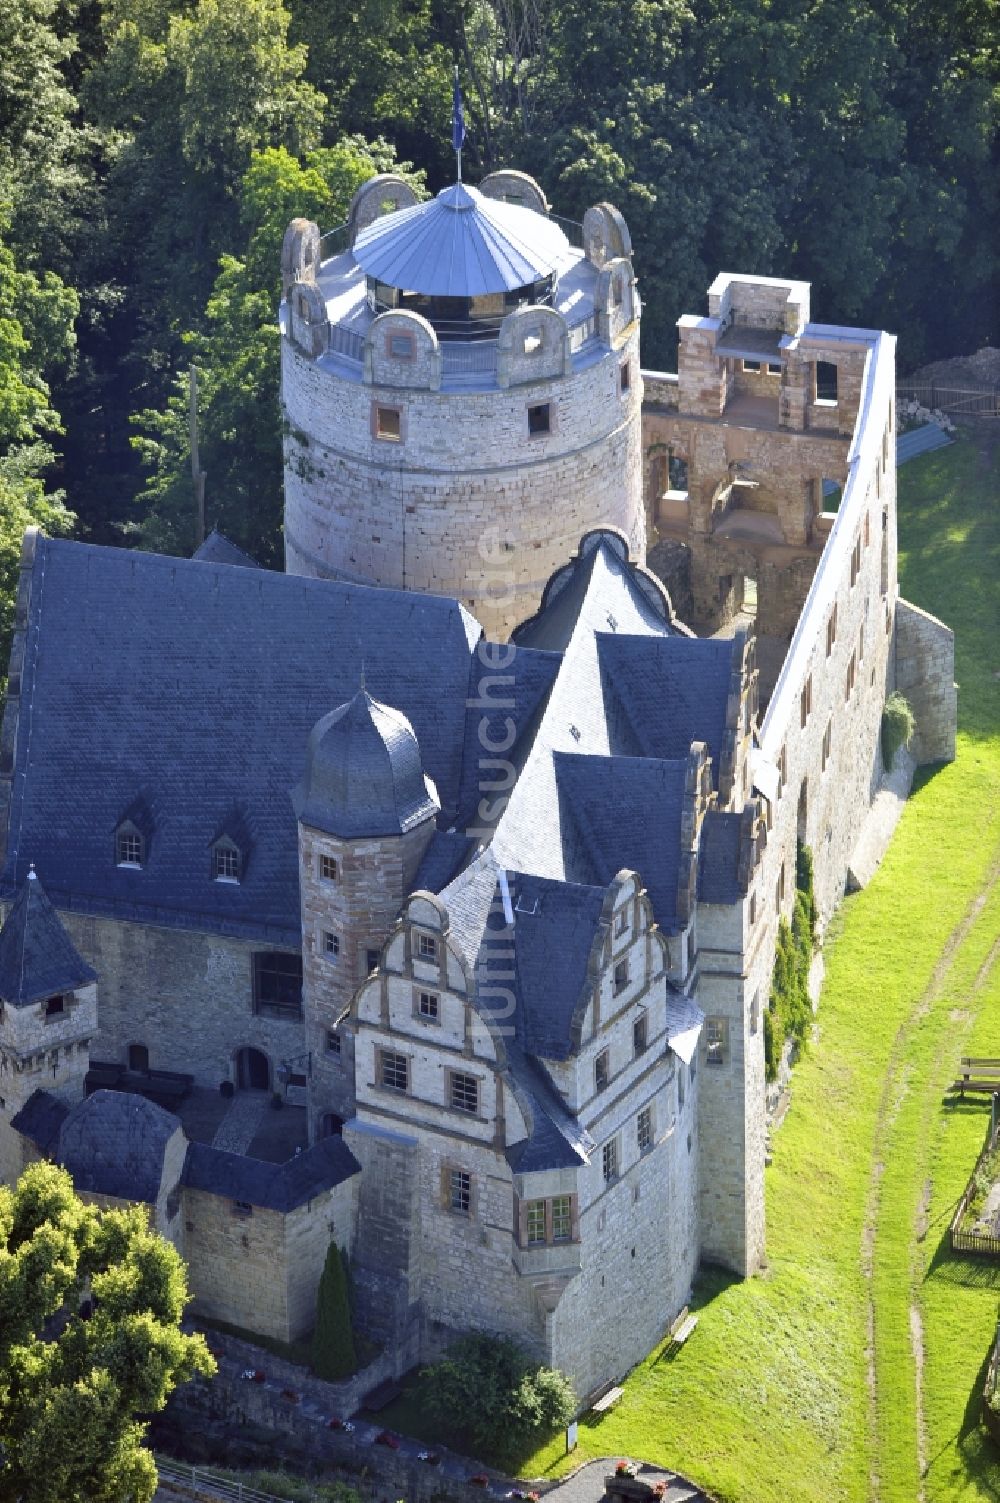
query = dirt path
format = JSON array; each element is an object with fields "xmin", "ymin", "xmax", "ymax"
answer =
[{"xmin": 861, "ymin": 851, "xmax": 1000, "ymax": 1503}]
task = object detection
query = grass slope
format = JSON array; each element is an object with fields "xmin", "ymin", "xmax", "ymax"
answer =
[{"xmin": 515, "ymin": 430, "xmax": 1000, "ymax": 1501}]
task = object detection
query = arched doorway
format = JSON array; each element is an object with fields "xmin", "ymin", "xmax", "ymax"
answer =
[
  {"xmin": 235, "ymin": 1047, "xmax": 270, "ymax": 1091},
  {"xmin": 320, "ymin": 1112, "xmax": 344, "ymax": 1138}
]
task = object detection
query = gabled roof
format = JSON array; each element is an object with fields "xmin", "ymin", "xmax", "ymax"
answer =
[
  {"xmin": 698, "ymin": 811, "xmax": 743, "ymax": 904},
  {"xmin": 183, "ymin": 1136, "xmax": 360, "ymax": 1212},
  {"xmin": 598, "ymin": 633, "xmax": 736, "ymax": 778},
  {"xmin": 352, "ymin": 182, "xmax": 570, "ymax": 297},
  {"xmin": 0, "ymin": 538, "xmax": 480, "ymax": 943},
  {"xmin": 191, "ymin": 530, "xmax": 260, "ymax": 569},
  {"xmin": 507, "ymin": 871, "xmax": 607, "ymax": 1060},
  {"xmin": 553, "ymin": 754, "xmax": 688, "ymax": 929},
  {"xmin": 0, "ymin": 871, "xmax": 97, "ymax": 1006}
]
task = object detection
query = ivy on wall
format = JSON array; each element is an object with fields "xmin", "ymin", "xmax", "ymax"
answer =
[{"xmin": 764, "ymin": 841, "xmax": 817, "ymax": 1083}]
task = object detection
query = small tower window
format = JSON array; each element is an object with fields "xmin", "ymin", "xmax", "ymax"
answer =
[
  {"xmin": 527, "ymin": 403, "xmax": 551, "ymax": 436},
  {"xmin": 319, "ymin": 854, "xmax": 338, "ymax": 882},
  {"xmin": 620, "ymin": 360, "xmax": 631, "ymax": 394},
  {"xmin": 323, "ymin": 931, "xmax": 340, "ymax": 958},
  {"xmin": 43, "ymin": 994, "xmax": 65, "ymax": 1020}
]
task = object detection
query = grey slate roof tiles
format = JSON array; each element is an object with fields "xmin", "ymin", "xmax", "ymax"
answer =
[
  {"xmin": 58, "ymin": 1090, "xmax": 179, "ymax": 1204},
  {"xmin": 10, "ymin": 1088, "xmax": 69, "ymax": 1156},
  {"xmin": 0, "ymin": 871, "xmax": 97, "ymax": 1006},
  {"xmin": 1, "ymin": 538, "xmax": 480, "ymax": 942},
  {"xmin": 183, "ymin": 1135, "xmax": 360, "ymax": 1212},
  {"xmin": 598, "ymin": 633, "xmax": 736, "ymax": 777},
  {"xmin": 698, "ymin": 810, "xmax": 744, "ymax": 904},
  {"xmin": 191, "ymin": 530, "xmax": 261, "ymax": 569}
]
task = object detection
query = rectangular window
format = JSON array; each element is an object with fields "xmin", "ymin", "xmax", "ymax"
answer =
[
  {"xmin": 252, "ymin": 952, "xmax": 303, "ymax": 1020},
  {"xmin": 749, "ymin": 892, "xmax": 757, "ymax": 927},
  {"xmin": 595, "ymin": 1049, "xmax": 609, "ymax": 1092},
  {"xmin": 750, "ymin": 991, "xmax": 760, "ymax": 1035},
  {"xmin": 44, "ymin": 994, "xmax": 65, "ymax": 1019},
  {"xmin": 526, "ymin": 1199, "xmax": 546, "ymax": 1245},
  {"xmin": 706, "ymin": 1016, "xmax": 729, "ymax": 1066},
  {"xmin": 418, "ymin": 933, "xmax": 437, "ymax": 960},
  {"xmin": 633, "ymin": 1012, "xmax": 648, "ymax": 1056},
  {"xmin": 366, "ymin": 948, "xmax": 380, "ymax": 975},
  {"xmin": 323, "ymin": 931, "xmax": 340, "ymax": 958},
  {"xmin": 449, "ymin": 1071, "xmax": 479, "ymax": 1114},
  {"xmin": 214, "ymin": 845, "xmax": 240, "ymax": 881},
  {"xmin": 527, "ymin": 402, "xmax": 551, "ymax": 435},
  {"xmin": 865, "ymin": 511, "xmax": 871, "ymax": 548},
  {"xmin": 232, "ymin": 1200, "xmax": 253, "ymax": 1219},
  {"xmin": 822, "ymin": 719, "xmax": 833, "ymax": 772},
  {"xmin": 319, "ymin": 854, "xmax": 338, "ymax": 882},
  {"xmin": 637, "ymin": 1105, "xmax": 653, "ymax": 1153},
  {"xmin": 826, "ymin": 605, "xmax": 837, "ymax": 657},
  {"xmin": 449, "ymin": 1168, "xmax": 471, "ymax": 1215},
  {"xmin": 551, "ymin": 1195, "xmax": 572, "ymax": 1242},
  {"xmin": 602, "ymin": 1137, "xmax": 620, "ymax": 1182},
  {"xmin": 614, "ymin": 908, "xmax": 629, "ymax": 938},
  {"xmin": 742, "ymin": 360, "xmax": 761, "ymax": 373},
  {"xmin": 845, "ymin": 651, "xmax": 857, "ymax": 702},
  {"xmin": 326, "ymin": 1029, "xmax": 342, "ymax": 1057},
  {"xmin": 117, "ymin": 831, "xmax": 143, "ymax": 866},
  {"xmin": 815, "ymin": 360, "xmax": 838, "ymax": 403},
  {"xmin": 522, "ymin": 327, "xmax": 543, "ymax": 355},
  {"xmin": 613, "ymin": 958, "xmax": 629, "ymax": 994},
  {"xmin": 800, "ymin": 675, "xmax": 812, "ymax": 729},
  {"xmin": 620, "ymin": 360, "xmax": 631, "ymax": 393},
  {"xmin": 388, "ymin": 332, "xmax": 414, "ymax": 359},
  {"xmin": 375, "ymin": 405, "xmax": 402, "ymax": 441},
  {"xmin": 778, "ymin": 743, "xmax": 787, "ymax": 793},
  {"xmin": 418, "ymin": 990, "xmax": 439, "ymax": 1021},
  {"xmin": 859, "ymin": 623, "xmax": 865, "ymax": 665},
  {"xmin": 851, "ymin": 537, "xmax": 862, "ymax": 587},
  {"xmin": 379, "ymin": 1050, "xmax": 409, "ymax": 1093}
]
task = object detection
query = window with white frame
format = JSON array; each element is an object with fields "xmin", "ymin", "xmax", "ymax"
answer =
[
  {"xmin": 116, "ymin": 828, "xmax": 144, "ymax": 867},
  {"xmin": 449, "ymin": 1070, "xmax": 479, "ymax": 1114},
  {"xmin": 323, "ymin": 931, "xmax": 340, "ymax": 958},
  {"xmin": 449, "ymin": 1168, "xmax": 471, "ymax": 1214},
  {"xmin": 379, "ymin": 1050, "xmax": 408, "ymax": 1093},
  {"xmin": 417, "ymin": 990, "xmax": 439, "ymax": 1021},
  {"xmin": 418, "ymin": 933, "xmax": 437, "ymax": 960},
  {"xmin": 213, "ymin": 842, "xmax": 240, "ymax": 881}
]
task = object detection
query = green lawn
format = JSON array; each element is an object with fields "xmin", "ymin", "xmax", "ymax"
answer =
[{"xmin": 512, "ymin": 430, "xmax": 1000, "ymax": 1500}]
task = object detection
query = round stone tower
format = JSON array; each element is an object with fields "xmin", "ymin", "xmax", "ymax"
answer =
[
  {"xmin": 291, "ymin": 687, "xmax": 438, "ymax": 1139},
  {"xmin": 280, "ymin": 170, "xmax": 645, "ymax": 638}
]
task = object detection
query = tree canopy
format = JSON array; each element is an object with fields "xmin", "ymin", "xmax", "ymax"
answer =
[{"xmin": 0, "ymin": 1161, "xmax": 214, "ymax": 1503}]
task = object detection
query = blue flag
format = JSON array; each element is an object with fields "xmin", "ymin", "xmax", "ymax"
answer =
[{"xmin": 452, "ymin": 73, "xmax": 466, "ymax": 156}]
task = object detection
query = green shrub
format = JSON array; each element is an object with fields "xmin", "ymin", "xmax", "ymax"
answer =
[
  {"xmin": 311, "ymin": 1244, "xmax": 356, "ymax": 1382},
  {"xmin": 420, "ymin": 1335, "xmax": 575, "ymax": 1455},
  {"xmin": 881, "ymin": 690, "xmax": 915, "ymax": 769},
  {"xmin": 765, "ymin": 844, "xmax": 818, "ymax": 1082}
]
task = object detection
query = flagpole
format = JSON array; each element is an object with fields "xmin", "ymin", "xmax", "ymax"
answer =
[{"xmin": 454, "ymin": 65, "xmax": 462, "ymax": 182}]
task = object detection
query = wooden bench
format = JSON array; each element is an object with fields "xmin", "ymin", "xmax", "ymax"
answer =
[
  {"xmin": 952, "ymin": 1060, "xmax": 1000, "ymax": 1097},
  {"xmin": 661, "ymin": 1305, "xmax": 698, "ymax": 1356},
  {"xmin": 362, "ymin": 1378, "xmax": 402, "ymax": 1413},
  {"xmin": 591, "ymin": 1383, "xmax": 624, "ymax": 1414}
]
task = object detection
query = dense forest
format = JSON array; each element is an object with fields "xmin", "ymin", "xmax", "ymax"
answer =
[{"xmin": 0, "ymin": 0, "xmax": 997, "ymax": 609}]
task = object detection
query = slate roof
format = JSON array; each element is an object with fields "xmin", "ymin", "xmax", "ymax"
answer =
[
  {"xmin": 598, "ymin": 633, "xmax": 736, "ymax": 777},
  {"xmin": 292, "ymin": 690, "xmax": 439, "ymax": 838},
  {"xmin": 507, "ymin": 872, "xmax": 607, "ymax": 1060},
  {"xmin": 0, "ymin": 871, "xmax": 97, "ymax": 1006},
  {"xmin": 505, "ymin": 1042, "xmax": 593, "ymax": 1173},
  {"xmin": 191, "ymin": 531, "xmax": 261, "ymax": 569},
  {"xmin": 413, "ymin": 830, "xmax": 478, "ymax": 894},
  {"xmin": 698, "ymin": 811, "xmax": 743, "ymax": 904},
  {"xmin": 1, "ymin": 538, "xmax": 480, "ymax": 942},
  {"xmin": 553, "ymin": 753, "xmax": 688, "ymax": 929},
  {"xmin": 184, "ymin": 1136, "xmax": 360, "ymax": 1212},
  {"xmin": 454, "ymin": 646, "xmax": 560, "ymax": 829},
  {"xmin": 59, "ymin": 1090, "xmax": 180, "ymax": 1203},
  {"xmin": 11, "ymin": 1088, "xmax": 68, "ymax": 1156},
  {"xmin": 352, "ymin": 182, "xmax": 571, "ymax": 298}
]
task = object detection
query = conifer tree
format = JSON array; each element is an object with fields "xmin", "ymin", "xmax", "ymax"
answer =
[{"xmin": 312, "ymin": 1243, "xmax": 356, "ymax": 1382}]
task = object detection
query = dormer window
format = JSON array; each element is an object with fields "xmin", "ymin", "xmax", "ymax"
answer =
[
  {"xmin": 213, "ymin": 841, "xmax": 241, "ymax": 882},
  {"xmin": 44, "ymin": 994, "xmax": 65, "ymax": 1020},
  {"xmin": 117, "ymin": 829, "xmax": 144, "ymax": 867}
]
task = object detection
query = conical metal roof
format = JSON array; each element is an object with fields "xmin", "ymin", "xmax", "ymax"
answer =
[{"xmin": 352, "ymin": 182, "xmax": 570, "ymax": 298}]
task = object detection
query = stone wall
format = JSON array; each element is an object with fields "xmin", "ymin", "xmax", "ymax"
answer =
[
  {"xmin": 281, "ymin": 322, "xmax": 644, "ymax": 641},
  {"xmin": 894, "ymin": 598, "xmax": 957, "ymax": 765},
  {"xmin": 58, "ymin": 912, "xmax": 305, "ymax": 1092}
]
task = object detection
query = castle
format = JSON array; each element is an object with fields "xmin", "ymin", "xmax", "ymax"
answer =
[{"xmin": 0, "ymin": 168, "xmax": 957, "ymax": 1402}]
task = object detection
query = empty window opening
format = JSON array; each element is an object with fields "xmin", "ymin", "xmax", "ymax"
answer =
[
  {"xmin": 614, "ymin": 958, "xmax": 629, "ymax": 993},
  {"xmin": 742, "ymin": 360, "xmax": 761, "ymax": 373},
  {"xmin": 633, "ymin": 1012, "xmax": 648, "ymax": 1056},
  {"xmin": 670, "ymin": 451, "xmax": 689, "ymax": 491},
  {"xmin": 742, "ymin": 576, "xmax": 758, "ymax": 615},
  {"xmin": 797, "ymin": 779, "xmax": 809, "ymax": 842},
  {"xmin": 846, "ymin": 651, "xmax": 857, "ymax": 701},
  {"xmin": 815, "ymin": 361, "xmax": 838, "ymax": 403},
  {"xmin": 826, "ymin": 604, "xmax": 838, "ymax": 656},
  {"xmin": 850, "ymin": 536, "xmax": 862, "ymax": 587},
  {"xmin": 528, "ymin": 403, "xmax": 551, "ymax": 435},
  {"xmin": 822, "ymin": 719, "xmax": 833, "ymax": 772},
  {"xmin": 127, "ymin": 1043, "xmax": 148, "ymax": 1071},
  {"xmin": 376, "ymin": 405, "xmax": 402, "ymax": 441},
  {"xmin": 43, "ymin": 994, "xmax": 65, "ymax": 1020},
  {"xmin": 595, "ymin": 1049, "xmax": 609, "ymax": 1092},
  {"xmin": 602, "ymin": 1137, "xmax": 620, "ymax": 1182},
  {"xmin": 522, "ymin": 327, "xmax": 543, "ymax": 355},
  {"xmin": 620, "ymin": 360, "xmax": 631, "ymax": 394},
  {"xmin": 366, "ymin": 947, "xmax": 380, "ymax": 975},
  {"xmin": 800, "ymin": 675, "xmax": 813, "ymax": 728}
]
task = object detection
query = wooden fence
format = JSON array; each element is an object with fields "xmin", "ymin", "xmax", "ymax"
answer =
[
  {"xmin": 897, "ymin": 380, "xmax": 999, "ymax": 417},
  {"xmin": 950, "ymin": 1110, "xmax": 1000, "ymax": 1256}
]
